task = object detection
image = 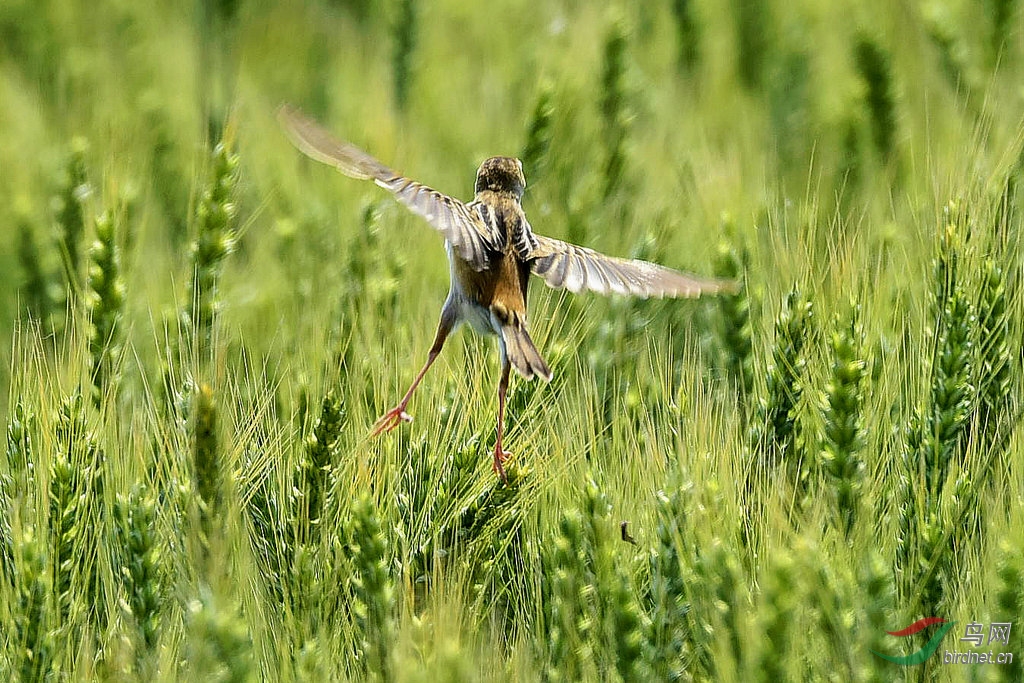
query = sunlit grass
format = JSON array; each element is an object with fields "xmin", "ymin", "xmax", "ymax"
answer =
[{"xmin": 2, "ymin": 0, "xmax": 1023, "ymax": 680}]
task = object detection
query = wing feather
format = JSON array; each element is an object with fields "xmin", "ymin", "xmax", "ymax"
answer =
[
  {"xmin": 279, "ymin": 104, "xmax": 498, "ymax": 270},
  {"xmin": 587, "ymin": 257, "xmax": 614, "ymax": 295},
  {"xmin": 563, "ymin": 253, "xmax": 587, "ymax": 293},
  {"xmin": 529, "ymin": 235, "xmax": 738, "ymax": 299},
  {"xmin": 278, "ymin": 104, "xmax": 392, "ymax": 180}
]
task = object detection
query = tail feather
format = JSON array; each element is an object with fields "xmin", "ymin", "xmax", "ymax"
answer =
[{"xmin": 501, "ymin": 323, "xmax": 552, "ymax": 382}]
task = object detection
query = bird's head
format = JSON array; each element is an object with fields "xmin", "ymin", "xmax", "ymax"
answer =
[{"xmin": 474, "ymin": 156, "xmax": 526, "ymax": 199}]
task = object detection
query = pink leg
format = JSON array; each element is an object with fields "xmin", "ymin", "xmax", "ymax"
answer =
[
  {"xmin": 492, "ymin": 358, "xmax": 512, "ymax": 483},
  {"xmin": 371, "ymin": 312, "xmax": 452, "ymax": 437}
]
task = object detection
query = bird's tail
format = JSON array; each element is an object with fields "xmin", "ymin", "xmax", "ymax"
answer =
[{"xmin": 501, "ymin": 321, "xmax": 552, "ymax": 382}]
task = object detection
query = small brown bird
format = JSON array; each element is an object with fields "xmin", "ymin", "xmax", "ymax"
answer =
[
  {"xmin": 620, "ymin": 521, "xmax": 638, "ymax": 546},
  {"xmin": 279, "ymin": 105, "xmax": 736, "ymax": 480}
]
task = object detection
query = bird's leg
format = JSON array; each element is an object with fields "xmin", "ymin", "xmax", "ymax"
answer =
[
  {"xmin": 492, "ymin": 357, "xmax": 512, "ymax": 483},
  {"xmin": 371, "ymin": 312, "xmax": 452, "ymax": 437}
]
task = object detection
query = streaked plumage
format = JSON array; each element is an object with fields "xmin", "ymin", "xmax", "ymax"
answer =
[{"xmin": 279, "ymin": 104, "xmax": 737, "ymax": 480}]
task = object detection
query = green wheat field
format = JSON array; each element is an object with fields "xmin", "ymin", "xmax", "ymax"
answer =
[{"xmin": 1, "ymin": 0, "xmax": 1023, "ymax": 680}]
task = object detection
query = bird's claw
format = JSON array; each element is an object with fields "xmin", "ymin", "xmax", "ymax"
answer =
[
  {"xmin": 370, "ymin": 406, "xmax": 413, "ymax": 437},
  {"xmin": 492, "ymin": 446, "xmax": 512, "ymax": 484}
]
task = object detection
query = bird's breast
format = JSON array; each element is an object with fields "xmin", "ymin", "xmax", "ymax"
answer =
[
  {"xmin": 459, "ymin": 298, "xmax": 499, "ymax": 336},
  {"xmin": 446, "ymin": 241, "xmax": 500, "ymax": 336}
]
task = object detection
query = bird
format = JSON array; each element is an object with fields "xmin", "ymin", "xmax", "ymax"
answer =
[
  {"xmin": 278, "ymin": 104, "xmax": 738, "ymax": 481},
  {"xmin": 620, "ymin": 521, "xmax": 638, "ymax": 546}
]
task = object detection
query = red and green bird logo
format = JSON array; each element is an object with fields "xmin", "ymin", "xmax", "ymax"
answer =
[{"xmin": 871, "ymin": 617, "xmax": 956, "ymax": 665}]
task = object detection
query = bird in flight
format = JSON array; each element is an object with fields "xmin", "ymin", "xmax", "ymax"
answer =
[{"xmin": 279, "ymin": 105, "xmax": 737, "ymax": 481}]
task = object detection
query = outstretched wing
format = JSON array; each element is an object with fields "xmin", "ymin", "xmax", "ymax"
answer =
[
  {"xmin": 278, "ymin": 104, "xmax": 499, "ymax": 270},
  {"xmin": 529, "ymin": 235, "xmax": 738, "ymax": 298}
]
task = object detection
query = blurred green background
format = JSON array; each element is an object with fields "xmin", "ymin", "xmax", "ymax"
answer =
[{"xmin": 1, "ymin": 0, "xmax": 1022, "ymax": 680}]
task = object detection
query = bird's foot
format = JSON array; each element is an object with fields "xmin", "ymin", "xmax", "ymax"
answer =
[
  {"xmin": 370, "ymin": 404, "xmax": 413, "ymax": 437},
  {"xmin": 492, "ymin": 445, "xmax": 512, "ymax": 484}
]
